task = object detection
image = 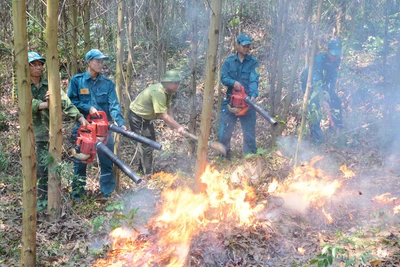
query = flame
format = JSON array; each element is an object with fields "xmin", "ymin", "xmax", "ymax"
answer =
[
  {"xmin": 372, "ymin": 193, "xmax": 397, "ymax": 205},
  {"xmin": 339, "ymin": 164, "xmax": 355, "ymax": 178},
  {"xmin": 322, "ymin": 208, "xmax": 334, "ymax": 224},
  {"xmin": 93, "ymin": 166, "xmax": 263, "ymax": 267},
  {"xmin": 394, "ymin": 205, "xmax": 400, "ymax": 214}
]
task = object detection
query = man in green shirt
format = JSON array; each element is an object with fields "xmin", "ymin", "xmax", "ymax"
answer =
[
  {"xmin": 28, "ymin": 51, "xmax": 88, "ymax": 200},
  {"xmin": 128, "ymin": 70, "xmax": 185, "ymax": 175}
]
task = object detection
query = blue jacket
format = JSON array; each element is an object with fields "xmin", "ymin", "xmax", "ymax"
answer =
[
  {"xmin": 220, "ymin": 53, "xmax": 260, "ymax": 98},
  {"xmin": 68, "ymin": 71, "xmax": 125, "ymax": 127},
  {"xmin": 302, "ymin": 52, "xmax": 341, "ymax": 94}
]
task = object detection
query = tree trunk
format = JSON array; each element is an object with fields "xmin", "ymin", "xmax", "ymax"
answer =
[
  {"xmin": 382, "ymin": 0, "xmax": 389, "ymax": 83},
  {"xmin": 83, "ymin": 0, "xmax": 91, "ymax": 54},
  {"xmin": 272, "ymin": 0, "xmax": 313, "ymax": 143},
  {"xmin": 188, "ymin": 0, "xmax": 199, "ymax": 156},
  {"xmin": 70, "ymin": 0, "xmax": 78, "ymax": 76},
  {"xmin": 114, "ymin": 0, "xmax": 125, "ymax": 191},
  {"xmin": 46, "ymin": 0, "xmax": 62, "ymax": 219},
  {"xmin": 194, "ymin": 0, "xmax": 222, "ymax": 193},
  {"xmin": 124, "ymin": 0, "xmax": 134, "ymax": 119},
  {"xmin": 295, "ymin": 0, "xmax": 322, "ymax": 166},
  {"xmin": 274, "ymin": 0, "xmax": 288, "ymax": 111},
  {"xmin": 12, "ymin": 0, "xmax": 37, "ymax": 265}
]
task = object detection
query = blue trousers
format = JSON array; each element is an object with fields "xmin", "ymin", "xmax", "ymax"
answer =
[
  {"xmin": 218, "ymin": 99, "xmax": 257, "ymax": 155},
  {"xmin": 71, "ymin": 128, "xmax": 115, "ymax": 199}
]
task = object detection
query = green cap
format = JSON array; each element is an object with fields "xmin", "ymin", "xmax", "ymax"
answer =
[
  {"xmin": 161, "ymin": 70, "xmax": 181, "ymax": 83},
  {"xmin": 237, "ymin": 33, "xmax": 252, "ymax": 45}
]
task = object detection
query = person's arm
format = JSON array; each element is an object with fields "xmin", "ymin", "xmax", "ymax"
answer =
[
  {"xmin": 107, "ymin": 82, "xmax": 126, "ymax": 129},
  {"xmin": 60, "ymin": 90, "xmax": 89, "ymax": 126},
  {"xmin": 248, "ymin": 60, "xmax": 260, "ymax": 99},
  {"xmin": 158, "ymin": 112, "xmax": 185, "ymax": 134},
  {"xmin": 67, "ymin": 75, "xmax": 92, "ymax": 114},
  {"xmin": 220, "ymin": 57, "xmax": 236, "ymax": 88}
]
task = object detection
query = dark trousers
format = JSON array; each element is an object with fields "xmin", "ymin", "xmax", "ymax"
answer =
[
  {"xmin": 36, "ymin": 141, "xmax": 48, "ymax": 200},
  {"xmin": 128, "ymin": 110, "xmax": 156, "ymax": 175},
  {"xmin": 71, "ymin": 129, "xmax": 116, "ymax": 199},
  {"xmin": 218, "ymin": 99, "xmax": 257, "ymax": 155}
]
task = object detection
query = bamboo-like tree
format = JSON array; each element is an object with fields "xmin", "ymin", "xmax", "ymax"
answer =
[
  {"xmin": 70, "ymin": 0, "xmax": 78, "ymax": 76},
  {"xmin": 114, "ymin": 0, "xmax": 125, "ymax": 190},
  {"xmin": 46, "ymin": 0, "xmax": 63, "ymax": 219},
  {"xmin": 12, "ymin": 0, "xmax": 37, "ymax": 265},
  {"xmin": 83, "ymin": 0, "xmax": 91, "ymax": 53},
  {"xmin": 295, "ymin": 0, "xmax": 323, "ymax": 166},
  {"xmin": 194, "ymin": 0, "xmax": 222, "ymax": 192},
  {"xmin": 272, "ymin": 0, "xmax": 313, "ymax": 143}
]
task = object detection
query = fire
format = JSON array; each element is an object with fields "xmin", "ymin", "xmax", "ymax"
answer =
[
  {"xmin": 394, "ymin": 205, "xmax": 400, "ymax": 214},
  {"xmin": 372, "ymin": 193, "xmax": 397, "ymax": 205},
  {"xmin": 339, "ymin": 164, "xmax": 355, "ymax": 178},
  {"xmin": 268, "ymin": 157, "xmax": 342, "ymax": 221},
  {"xmin": 93, "ymin": 166, "xmax": 264, "ymax": 267}
]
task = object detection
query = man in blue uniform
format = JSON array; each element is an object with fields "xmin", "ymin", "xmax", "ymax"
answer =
[
  {"xmin": 301, "ymin": 39, "xmax": 343, "ymax": 145},
  {"xmin": 219, "ymin": 33, "xmax": 260, "ymax": 159},
  {"xmin": 68, "ymin": 49, "xmax": 127, "ymax": 199}
]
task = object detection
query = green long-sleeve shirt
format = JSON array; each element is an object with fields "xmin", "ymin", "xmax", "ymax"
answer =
[{"xmin": 31, "ymin": 78, "xmax": 83, "ymax": 142}]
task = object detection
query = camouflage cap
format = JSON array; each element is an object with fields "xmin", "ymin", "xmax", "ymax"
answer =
[{"xmin": 161, "ymin": 70, "xmax": 181, "ymax": 83}]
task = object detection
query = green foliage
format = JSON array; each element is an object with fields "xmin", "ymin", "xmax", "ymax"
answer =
[
  {"xmin": 91, "ymin": 215, "xmax": 107, "ymax": 232},
  {"xmin": 0, "ymin": 111, "xmax": 9, "ymax": 131},
  {"xmin": 0, "ymin": 146, "xmax": 10, "ymax": 172}
]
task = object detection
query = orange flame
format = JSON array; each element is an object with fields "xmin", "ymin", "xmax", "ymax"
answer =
[
  {"xmin": 93, "ymin": 166, "xmax": 264, "ymax": 267},
  {"xmin": 394, "ymin": 205, "xmax": 400, "ymax": 214},
  {"xmin": 372, "ymin": 193, "xmax": 397, "ymax": 205},
  {"xmin": 339, "ymin": 165, "xmax": 355, "ymax": 178}
]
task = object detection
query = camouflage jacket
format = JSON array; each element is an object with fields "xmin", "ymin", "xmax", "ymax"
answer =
[{"xmin": 31, "ymin": 78, "xmax": 83, "ymax": 142}]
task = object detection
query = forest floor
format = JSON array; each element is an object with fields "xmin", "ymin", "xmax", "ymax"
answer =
[{"xmin": 1, "ymin": 49, "xmax": 400, "ymax": 267}]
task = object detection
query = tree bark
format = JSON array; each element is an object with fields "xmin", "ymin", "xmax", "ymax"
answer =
[
  {"xmin": 12, "ymin": 0, "xmax": 37, "ymax": 265},
  {"xmin": 83, "ymin": 0, "xmax": 91, "ymax": 54},
  {"xmin": 114, "ymin": 0, "xmax": 125, "ymax": 191},
  {"xmin": 188, "ymin": 0, "xmax": 199, "ymax": 156},
  {"xmin": 273, "ymin": 0, "xmax": 313, "ymax": 143},
  {"xmin": 70, "ymin": 0, "xmax": 78, "ymax": 76},
  {"xmin": 295, "ymin": 0, "xmax": 322, "ymax": 166},
  {"xmin": 194, "ymin": 0, "xmax": 222, "ymax": 193},
  {"xmin": 46, "ymin": 0, "xmax": 62, "ymax": 219}
]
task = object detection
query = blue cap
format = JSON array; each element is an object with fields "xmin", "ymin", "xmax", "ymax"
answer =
[
  {"xmin": 328, "ymin": 40, "xmax": 342, "ymax": 56},
  {"xmin": 237, "ymin": 33, "xmax": 252, "ymax": 46},
  {"xmin": 85, "ymin": 49, "xmax": 109, "ymax": 62},
  {"xmin": 28, "ymin": 52, "xmax": 46, "ymax": 63}
]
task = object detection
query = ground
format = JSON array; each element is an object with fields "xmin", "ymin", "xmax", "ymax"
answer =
[{"xmin": 1, "ymin": 49, "xmax": 400, "ymax": 267}]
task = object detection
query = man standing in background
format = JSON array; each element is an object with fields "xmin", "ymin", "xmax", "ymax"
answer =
[{"xmin": 28, "ymin": 51, "xmax": 88, "ymax": 201}]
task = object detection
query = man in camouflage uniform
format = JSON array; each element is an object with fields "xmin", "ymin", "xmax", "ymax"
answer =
[{"xmin": 28, "ymin": 51, "xmax": 88, "ymax": 200}]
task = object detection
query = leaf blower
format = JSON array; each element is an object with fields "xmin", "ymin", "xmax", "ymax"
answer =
[
  {"xmin": 69, "ymin": 111, "xmax": 162, "ymax": 184},
  {"xmin": 228, "ymin": 86, "xmax": 278, "ymax": 126}
]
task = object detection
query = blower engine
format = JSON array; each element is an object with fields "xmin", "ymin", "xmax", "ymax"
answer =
[
  {"xmin": 228, "ymin": 86, "xmax": 278, "ymax": 126},
  {"xmin": 70, "ymin": 111, "xmax": 162, "ymax": 184}
]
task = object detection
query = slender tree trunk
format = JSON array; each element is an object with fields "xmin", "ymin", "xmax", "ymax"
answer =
[
  {"xmin": 295, "ymin": 0, "xmax": 322, "ymax": 166},
  {"xmin": 272, "ymin": 0, "xmax": 313, "ymax": 144},
  {"xmin": 47, "ymin": 0, "xmax": 62, "ymax": 219},
  {"xmin": 83, "ymin": 0, "xmax": 91, "ymax": 53},
  {"xmin": 188, "ymin": 0, "xmax": 199, "ymax": 155},
  {"xmin": 383, "ymin": 0, "xmax": 389, "ymax": 83},
  {"xmin": 12, "ymin": 0, "xmax": 37, "ymax": 265},
  {"xmin": 275, "ymin": 0, "xmax": 288, "ymax": 110},
  {"xmin": 114, "ymin": 0, "xmax": 125, "ymax": 191},
  {"xmin": 70, "ymin": 0, "xmax": 78, "ymax": 76},
  {"xmin": 194, "ymin": 0, "xmax": 222, "ymax": 193},
  {"xmin": 124, "ymin": 0, "xmax": 134, "ymax": 119},
  {"xmin": 215, "ymin": 18, "xmax": 225, "ymax": 135}
]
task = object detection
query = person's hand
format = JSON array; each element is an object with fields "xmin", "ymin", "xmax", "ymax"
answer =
[
  {"xmin": 176, "ymin": 126, "xmax": 185, "ymax": 134},
  {"xmin": 78, "ymin": 116, "xmax": 90, "ymax": 127},
  {"xmin": 45, "ymin": 91, "xmax": 50, "ymax": 101},
  {"xmin": 120, "ymin": 125, "xmax": 127, "ymax": 131},
  {"xmin": 249, "ymin": 96, "xmax": 256, "ymax": 102},
  {"xmin": 233, "ymin": 81, "xmax": 242, "ymax": 90},
  {"xmin": 89, "ymin": 106, "xmax": 99, "ymax": 116}
]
